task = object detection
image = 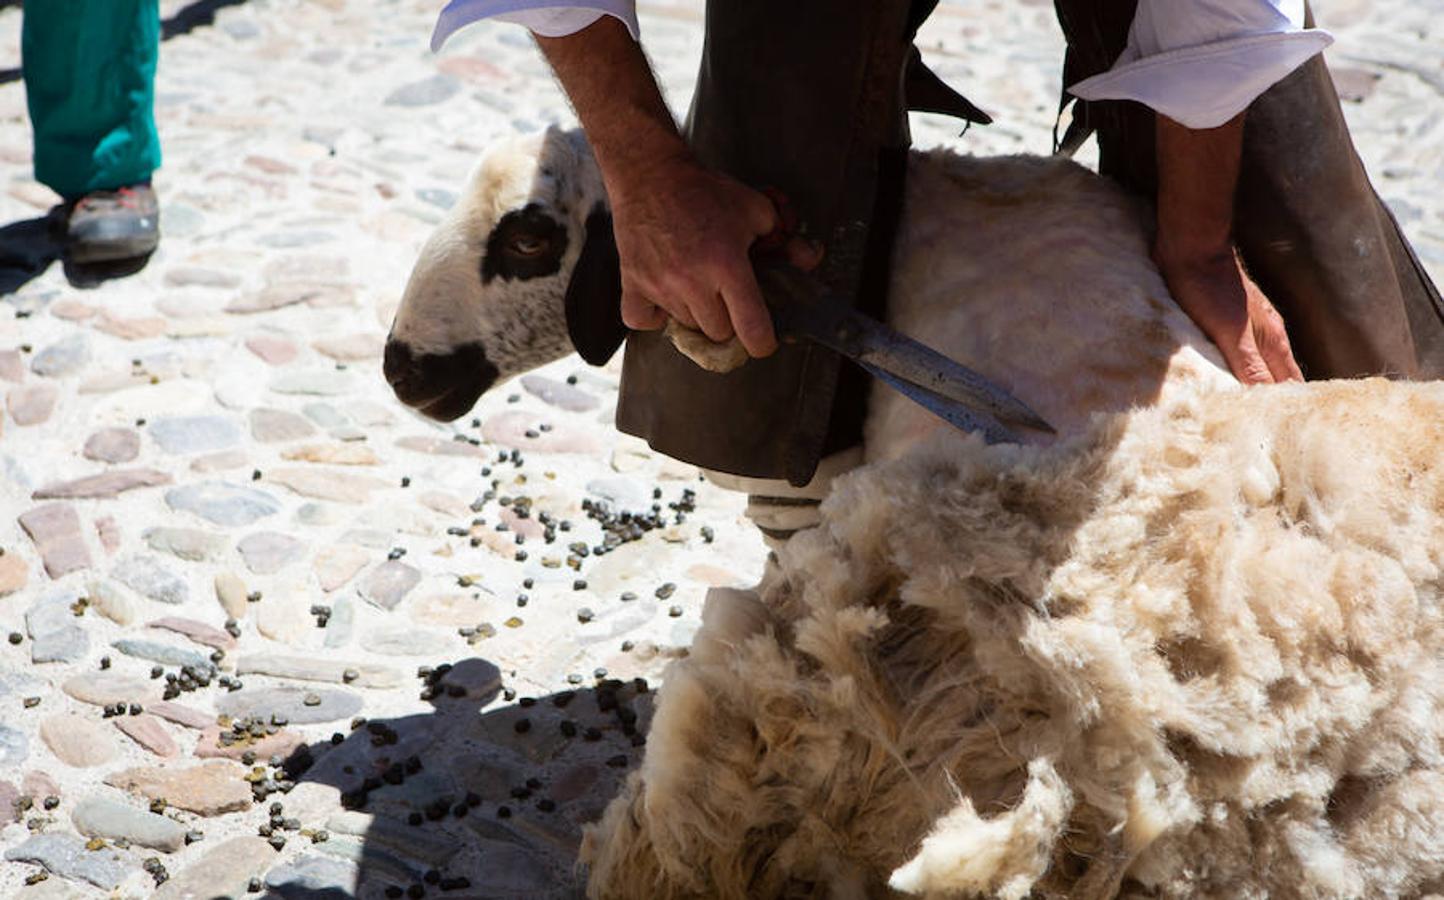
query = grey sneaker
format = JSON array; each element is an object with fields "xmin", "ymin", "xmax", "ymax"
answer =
[{"xmin": 66, "ymin": 184, "xmax": 160, "ymax": 264}]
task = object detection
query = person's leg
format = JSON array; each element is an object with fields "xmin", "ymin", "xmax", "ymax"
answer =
[{"xmin": 23, "ymin": 0, "xmax": 162, "ymax": 262}]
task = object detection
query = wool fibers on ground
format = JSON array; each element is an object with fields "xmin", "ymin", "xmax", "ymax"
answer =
[{"xmin": 583, "ymin": 379, "xmax": 1444, "ymax": 899}]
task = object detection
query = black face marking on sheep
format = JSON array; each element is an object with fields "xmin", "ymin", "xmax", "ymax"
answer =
[
  {"xmin": 382, "ymin": 339, "xmax": 499, "ymax": 422},
  {"xmin": 481, "ymin": 203, "xmax": 570, "ymax": 284}
]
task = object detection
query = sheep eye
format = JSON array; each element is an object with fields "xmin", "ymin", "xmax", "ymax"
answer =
[
  {"xmin": 482, "ymin": 204, "xmax": 569, "ymax": 284},
  {"xmin": 507, "ymin": 235, "xmax": 549, "ymax": 258}
]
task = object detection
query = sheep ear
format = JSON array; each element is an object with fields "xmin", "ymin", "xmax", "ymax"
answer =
[{"xmin": 564, "ymin": 206, "xmax": 629, "ymax": 366}]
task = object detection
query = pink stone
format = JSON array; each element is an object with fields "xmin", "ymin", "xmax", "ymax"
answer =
[
  {"xmin": 395, "ymin": 435, "xmax": 487, "ymax": 458},
  {"xmin": 148, "ymin": 701, "xmax": 215, "ymax": 730},
  {"xmin": 191, "ymin": 450, "xmax": 250, "ymax": 473},
  {"xmin": 95, "ymin": 313, "xmax": 168, "ymax": 340},
  {"xmin": 194, "ymin": 725, "xmax": 303, "ymax": 761},
  {"xmin": 18, "ymin": 503, "xmax": 92, "ymax": 578},
  {"xmin": 418, "ymin": 491, "xmax": 468, "ymax": 518},
  {"xmin": 245, "ymin": 155, "xmax": 298, "ymax": 176},
  {"xmin": 7, "ymin": 383, "xmax": 58, "ymax": 426},
  {"xmin": 83, "ymin": 428, "xmax": 141, "ymax": 463},
  {"xmin": 32, "ymin": 468, "xmax": 172, "ymax": 500},
  {"xmin": 115, "ymin": 714, "xmax": 180, "ymax": 758},
  {"xmin": 500, "ymin": 507, "xmax": 545, "ymax": 540},
  {"xmin": 23, "ymin": 770, "xmax": 62, "ymax": 801},
  {"xmin": 104, "ymin": 761, "xmax": 252, "ymax": 816},
  {"xmin": 481, "ymin": 410, "xmax": 606, "ymax": 455},
  {"xmin": 312, "ymin": 333, "xmax": 383, "ymax": 361},
  {"xmin": 313, "ymin": 544, "xmax": 370, "ymax": 592},
  {"xmin": 49, "ymin": 299, "xmax": 99, "ymax": 321},
  {"xmin": 149, "ymin": 617, "xmax": 237, "ymax": 651},
  {"xmin": 0, "ymin": 350, "xmax": 24, "ymax": 382},
  {"xmin": 245, "ymin": 334, "xmax": 299, "ymax": 365},
  {"xmin": 95, "ymin": 516, "xmax": 122, "ymax": 555},
  {"xmin": 0, "ymin": 552, "xmax": 27, "ymax": 597},
  {"xmin": 265, "ymin": 467, "xmax": 387, "ymax": 504},
  {"xmin": 40, "ymin": 714, "xmax": 118, "ymax": 768}
]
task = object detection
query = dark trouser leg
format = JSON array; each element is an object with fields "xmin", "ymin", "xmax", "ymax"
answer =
[
  {"xmin": 23, "ymin": 0, "xmax": 162, "ymax": 199},
  {"xmin": 1054, "ymin": 0, "xmax": 1444, "ymax": 380}
]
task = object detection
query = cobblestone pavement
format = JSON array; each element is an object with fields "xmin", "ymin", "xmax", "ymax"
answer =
[{"xmin": 0, "ymin": 1, "xmax": 1440, "ymax": 897}]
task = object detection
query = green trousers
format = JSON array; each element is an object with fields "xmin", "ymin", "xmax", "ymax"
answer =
[{"xmin": 22, "ymin": 0, "xmax": 161, "ymax": 199}]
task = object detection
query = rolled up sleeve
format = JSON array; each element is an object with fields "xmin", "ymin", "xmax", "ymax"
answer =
[
  {"xmin": 1069, "ymin": 0, "xmax": 1333, "ymax": 129},
  {"xmin": 432, "ymin": 0, "xmax": 639, "ymax": 51}
]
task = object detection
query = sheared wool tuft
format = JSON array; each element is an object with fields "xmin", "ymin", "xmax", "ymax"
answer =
[{"xmin": 583, "ymin": 379, "xmax": 1444, "ymax": 898}]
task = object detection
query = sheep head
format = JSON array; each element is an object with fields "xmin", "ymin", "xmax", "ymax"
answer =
[{"xmin": 384, "ymin": 127, "xmax": 608, "ymax": 421}]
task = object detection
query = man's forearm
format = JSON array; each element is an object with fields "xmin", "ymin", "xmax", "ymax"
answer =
[
  {"xmin": 535, "ymin": 18, "xmax": 689, "ymax": 194},
  {"xmin": 1153, "ymin": 112, "xmax": 1245, "ymax": 269}
]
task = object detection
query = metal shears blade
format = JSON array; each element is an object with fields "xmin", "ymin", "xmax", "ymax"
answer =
[{"xmin": 757, "ymin": 264, "xmax": 1055, "ymax": 443}]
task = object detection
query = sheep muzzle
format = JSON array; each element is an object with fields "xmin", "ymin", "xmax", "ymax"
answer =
[{"xmin": 382, "ymin": 339, "xmax": 498, "ymax": 422}]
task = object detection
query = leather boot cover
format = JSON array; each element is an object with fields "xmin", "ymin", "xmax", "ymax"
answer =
[
  {"xmin": 1053, "ymin": 0, "xmax": 1444, "ymax": 380},
  {"xmin": 614, "ymin": 0, "xmax": 919, "ymax": 486}
]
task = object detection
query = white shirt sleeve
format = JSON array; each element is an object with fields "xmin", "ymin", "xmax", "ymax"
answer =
[
  {"xmin": 1068, "ymin": 0, "xmax": 1334, "ymax": 129},
  {"xmin": 432, "ymin": 0, "xmax": 639, "ymax": 51}
]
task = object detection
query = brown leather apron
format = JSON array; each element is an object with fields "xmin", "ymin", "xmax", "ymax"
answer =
[
  {"xmin": 1054, "ymin": 0, "xmax": 1444, "ymax": 379},
  {"xmin": 613, "ymin": 0, "xmax": 924, "ymax": 487}
]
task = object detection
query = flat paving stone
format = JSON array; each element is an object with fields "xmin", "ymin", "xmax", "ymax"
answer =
[
  {"xmin": 3, "ymin": 833, "xmax": 135, "ymax": 890},
  {"xmin": 83, "ymin": 428, "xmax": 141, "ymax": 463},
  {"xmin": 149, "ymin": 616, "xmax": 236, "ymax": 651},
  {"xmin": 7, "ymin": 383, "xmax": 59, "ymax": 425},
  {"xmin": 148, "ymin": 415, "xmax": 244, "ymax": 455},
  {"xmin": 358, "ymin": 560, "xmax": 421, "ymax": 610},
  {"xmin": 26, "ymin": 590, "xmax": 90, "ymax": 664},
  {"xmin": 40, "ymin": 714, "xmax": 118, "ymax": 768},
  {"xmin": 522, "ymin": 373, "xmax": 601, "ymax": 412},
  {"xmin": 215, "ymin": 686, "xmax": 363, "ymax": 725},
  {"xmin": 114, "ymin": 714, "xmax": 181, "ymax": 758},
  {"xmin": 29, "ymin": 335, "xmax": 89, "ymax": 378},
  {"xmin": 143, "ymin": 526, "xmax": 225, "ymax": 562},
  {"xmin": 236, "ymin": 530, "xmax": 305, "ymax": 575},
  {"xmin": 84, "ymin": 577, "xmax": 138, "ymax": 625},
  {"xmin": 166, "ymin": 482, "xmax": 281, "ymax": 527},
  {"xmin": 151, "ymin": 836, "xmax": 275, "ymax": 900},
  {"xmin": 62, "ymin": 674, "xmax": 161, "ymax": 707},
  {"xmin": 234, "ymin": 653, "xmax": 400, "ymax": 688},
  {"xmin": 264, "ymin": 854, "xmax": 360, "ymax": 896},
  {"xmin": 111, "ymin": 638, "xmax": 215, "ymax": 672},
  {"xmin": 111, "ymin": 555, "xmax": 189, "ymax": 605},
  {"xmin": 0, "ymin": 723, "xmax": 28, "ymax": 766},
  {"xmin": 72, "ymin": 796, "xmax": 189, "ymax": 852},
  {"xmin": 18, "ymin": 503, "xmax": 92, "ymax": 578},
  {"xmin": 0, "ymin": 551, "xmax": 28, "ymax": 596},
  {"xmin": 264, "ymin": 466, "xmax": 388, "ymax": 503},
  {"xmin": 249, "ymin": 407, "xmax": 317, "ymax": 442},
  {"xmin": 104, "ymin": 760, "xmax": 252, "ymax": 816},
  {"xmin": 31, "ymin": 468, "xmax": 172, "ymax": 500}
]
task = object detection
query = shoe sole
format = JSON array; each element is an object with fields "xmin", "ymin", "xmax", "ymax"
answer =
[{"xmin": 68, "ymin": 235, "xmax": 159, "ymax": 265}]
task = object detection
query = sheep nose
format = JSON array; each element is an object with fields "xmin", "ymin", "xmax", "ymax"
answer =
[{"xmin": 383, "ymin": 339, "xmax": 499, "ymax": 422}]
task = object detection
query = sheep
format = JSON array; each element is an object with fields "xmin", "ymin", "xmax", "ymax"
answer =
[
  {"xmin": 384, "ymin": 126, "xmax": 1234, "ymax": 462},
  {"xmin": 387, "ymin": 128, "xmax": 1444, "ymax": 897}
]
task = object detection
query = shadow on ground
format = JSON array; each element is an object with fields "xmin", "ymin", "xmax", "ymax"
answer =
[{"xmin": 255, "ymin": 657, "xmax": 651, "ymax": 899}]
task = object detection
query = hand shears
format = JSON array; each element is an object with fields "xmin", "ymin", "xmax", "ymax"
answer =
[{"xmin": 753, "ymin": 192, "xmax": 1054, "ymax": 444}]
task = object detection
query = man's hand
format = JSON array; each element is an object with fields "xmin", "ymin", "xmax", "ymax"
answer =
[
  {"xmin": 537, "ymin": 17, "xmax": 822, "ymax": 360},
  {"xmin": 610, "ymin": 156, "xmax": 781, "ymax": 356},
  {"xmin": 1156, "ymin": 247, "xmax": 1302, "ymax": 384},
  {"xmin": 1155, "ymin": 112, "xmax": 1303, "ymax": 384}
]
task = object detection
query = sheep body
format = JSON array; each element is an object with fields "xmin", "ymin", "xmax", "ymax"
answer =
[{"xmin": 583, "ymin": 378, "xmax": 1444, "ymax": 899}]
